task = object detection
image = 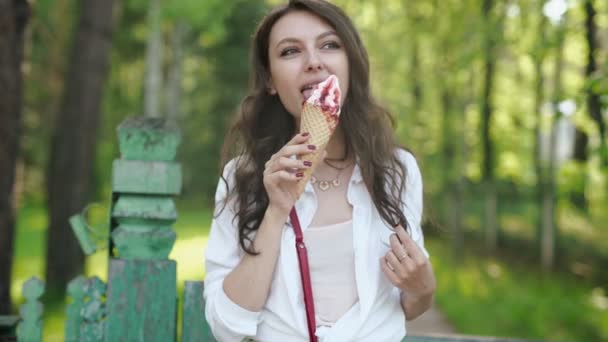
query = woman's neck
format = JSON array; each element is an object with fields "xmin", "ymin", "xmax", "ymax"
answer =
[
  {"xmin": 295, "ymin": 118, "xmax": 352, "ymax": 167},
  {"xmin": 314, "ymin": 128, "xmax": 354, "ymax": 180},
  {"xmin": 325, "ymin": 127, "xmax": 348, "ymax": 161}
]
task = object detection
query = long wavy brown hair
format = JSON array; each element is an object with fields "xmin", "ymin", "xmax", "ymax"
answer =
[{"xmin": 219, "ymin": 0, "xmax": 409, "ymax": 255}]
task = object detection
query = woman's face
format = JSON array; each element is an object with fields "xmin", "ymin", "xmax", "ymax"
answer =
[{"xmin": 267, "ymin": 10, "xmax": 350, "ymax": 120}]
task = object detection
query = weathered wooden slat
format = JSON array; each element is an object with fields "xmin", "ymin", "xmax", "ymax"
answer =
[
  {"xmin": 112, "ymin": 195, "xmax": 178, "ymax": 222},
  {"xmin": 69, "ymin": 214, "xmax": 97, "ymax": 255},
  {"xmin": 112, "ymin": 159, "xmax": 182, "ymax": 195},
  {"xmin": 181, "ymin": 281, "xmax": 216, "ymax": 342},
  {"xmin": 110, "ymin": 177, "xmax": 179, "ymax": 260},
  {"xmin": 105, "ymin": 259, "xmax": 177, "ymax": 342},
  {"xmin": 16, "ymin": 277, "xmax": 44, "ymax": 342},
  {"xmin": 80, "ymin": 277, "xmax": 106, "ymax": 342},
  {"xmin": 111, "ymin": 227, "xmax": 176, "ymax": 259},
  {"xmin": 117, "ymin": 116, "xmax": 181, "ymax": 162},
  {"xmin": 64, "ymin": 276, "xmax": 86, "ymax": 341}
]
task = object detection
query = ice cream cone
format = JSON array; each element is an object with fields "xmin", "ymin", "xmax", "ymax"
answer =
[{"xmin": 295, "ymin": 75, "xmax": 341, "ymax": 195}]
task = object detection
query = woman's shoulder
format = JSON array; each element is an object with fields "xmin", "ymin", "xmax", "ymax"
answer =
[
  {"xmin": 214, "ymin": 156, "xmax": 246, "ymax": 200},
  {"xmin": 393, "ymin": 147, "xmax": 420, "ymax": 171},
  {"xmin": 221, "ymin": 157, "xmax": 238, "ymax": 176},
  {"xmin": 391, "ymin": 147, "xmax": 423, "ymax": 190},
  {"xmin": 220, "ymin": 155, "xmax": 248, "ymax": 179}
]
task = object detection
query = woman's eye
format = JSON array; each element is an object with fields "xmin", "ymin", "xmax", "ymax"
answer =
[
  {"xmin": 280, "ymin": 47, "xmax": 299, "ymax": 56},
  {"xmin": 322, "ymin": 41, "xmax": 341, "ymax": 49}
]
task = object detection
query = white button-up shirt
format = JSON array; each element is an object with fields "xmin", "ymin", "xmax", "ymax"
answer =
[{"xmin": 204, "ymin": 149, "xmax": 429, "ymax": 342}]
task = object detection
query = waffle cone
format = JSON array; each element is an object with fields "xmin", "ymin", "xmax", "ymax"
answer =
[{"xmin": 296, "ymin": 103, "xmax": 337, "ymax": 195}]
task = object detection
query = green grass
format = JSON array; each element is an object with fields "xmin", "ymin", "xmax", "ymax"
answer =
[{"xmin": 427, "ymin": 238, "xmax": 608, "ymax": 342}]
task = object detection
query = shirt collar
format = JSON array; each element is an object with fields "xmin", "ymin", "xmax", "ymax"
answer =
[
  {"xmin": 350, "ymin": 162, "xmax": 363, "ymax": 184},
  {"xmin": 350, "ymin": 157, "xmax": 363, "ymax": 184}
]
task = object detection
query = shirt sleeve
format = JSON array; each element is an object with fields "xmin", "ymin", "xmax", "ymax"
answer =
[
  {"xmin": 204, "ymin": 159, "xmax": 262, "ymax": 341},
  {"xmin": 397, "ymin": 149, "xmax": 430, "ymax": 259}
]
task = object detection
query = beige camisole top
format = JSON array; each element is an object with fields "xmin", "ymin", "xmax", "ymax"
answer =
[{"xmin": 304, "ymin": 220, "xmax": 359, "ymax": 327}]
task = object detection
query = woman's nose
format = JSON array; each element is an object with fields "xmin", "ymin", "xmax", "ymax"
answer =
[{"xmin": 305, "ymin": 51, "xmax": 323, "ymax": 71}]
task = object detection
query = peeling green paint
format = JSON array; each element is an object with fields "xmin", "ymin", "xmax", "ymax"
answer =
[
  {"xmin": 65, "ymin": 276, "xmax": 86, "ymax": 341},
  {"xmin": 16, "ymin": 277, "xmax": 44, "ymax": 342},
  {"xmin": 182, "ymin": 281, "xmax": 215, "ymax": 342},
  {"xmin": 70, "ymin": 214, "xmax": 98, "ymax": 255},
  {"xmin": 105, "ymin": 260, "xmax": 177, "ymax": 341},
  {"xmin": 112, "ymin": 196, "xmax": 177, "ymax": 221},
  {"xmin": 117, "ymin": 116, "xmax": 181, "ymax": 161},
  {"xmin": 80, "ymin": 277, "xmax": 106, "ymax": 342},
  {"xmin": 111, "ymin": 228, "xmax": 176, "ymax": 259},
  {"xmin": 112, "ymin": 160, "xmax": 182, "ymax": 195}
]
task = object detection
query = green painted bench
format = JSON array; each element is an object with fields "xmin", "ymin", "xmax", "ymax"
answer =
[{"xmin": 9, "ymin": 117, "xmax": 538, "ymax": 342}]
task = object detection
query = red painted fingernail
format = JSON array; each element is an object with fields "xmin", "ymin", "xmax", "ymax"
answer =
[
  {"xmin": 302, "ymin": 132, "xmax": 310, "ymax": 137},
  {"xmin": 308, "ymin": 145, "xmax": 316, "ymax": 150},
  {"xmin": 296, "ymin": 172, "xmax": 304, "ymax": 177},
  {"xmin": 304, "ymin": 161, "xmax": 312, "ymax": 167}
]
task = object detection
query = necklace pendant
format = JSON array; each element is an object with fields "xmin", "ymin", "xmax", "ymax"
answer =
[
  {"xmin": 318, "ymin": 181, "xmax": 330, "ymax": 191},
  {"xmin": 332, "ymin": 179, "xmax": 340, "ymax": 187}
]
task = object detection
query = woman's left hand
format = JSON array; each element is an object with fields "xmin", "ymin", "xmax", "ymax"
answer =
[{"xmin": 380, "ymin": 225, "xmax": 436, "ymax": 299}]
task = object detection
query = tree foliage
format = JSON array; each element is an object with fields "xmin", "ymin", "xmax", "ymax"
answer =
[{"xmin": 9, "ymin": 0, "xmax": 607, "ymax": 300}]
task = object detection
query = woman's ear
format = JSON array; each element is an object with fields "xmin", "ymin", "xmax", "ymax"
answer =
[{"xmin": 267, "ymin": 78, "xmax": 277, "ymax": 95}]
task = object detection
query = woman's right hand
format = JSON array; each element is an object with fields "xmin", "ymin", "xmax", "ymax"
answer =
[{"xmin": 263, "ymin": 132, "xmax": 316, "ymax": 216}]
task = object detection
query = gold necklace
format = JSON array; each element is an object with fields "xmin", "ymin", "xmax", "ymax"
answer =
[
  {"xmin": 310, "ymin": 160, "xmax": 353, "ymax": 191},
  {"xmin": 310, "ymin": 172, "xmax": 342, "ymax": 191}
]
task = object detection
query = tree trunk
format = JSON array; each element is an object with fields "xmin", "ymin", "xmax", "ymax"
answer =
[
  {"xmin": 533, "ymin": 56, "xmax": 544, "ymax": 242},
  {"xmin": 571, "ymin": 126, "xmax": 588, "ymax": 209},
  {"xmin": 481, "ymin": 0, "xmax": 498, "ymax": 252},
  {"xmin": 541, "ymin": 11, "xmax": 568, "ymax": 271},
  {"xmin": 405, "ymin": 0, "xmax": 425, "ymax": 143},
  {"xmin": 166, "ymin": 22, "xmax": 186, "ymax": 119},
  {"xmin": 441, "ymin": 85, "xmax": 466, "ymax": 262},
  {"xmin": 0, "ymin": 0, "xmax": 29, "ymax": 314},
  {"xmin": 411, "ymin": 39, "xmax": 422, "ymax": 115},
  {"xmin": 451, "ymin": 66, "xmax": 475, "ymax": 263},
  {"xmin": 532, "ymin": 4, "xmax": 548, "ymax": 264},
  {"xmin": 573, "ymin": 130, "xmax": 589, "ymax": 162},
  {"xmin": 570, "ymin": 0, "xmax": 603, "ymax": 209},
  {"xmin": 441, "ymin": 86, "xmax": 454, "ymax": 224},
  {"xmin": 434, "ymin": 0, "xmax": 468, "ymax": 260},
  {"xmin": 584, "ymin": 0, "xmax": 606, "ymax": 166},
  {"xmin": 145, "ymin": 0, "xmax": 163, "ymax": 118},
  {"xmin": 405, "ymin": 0, "xmax": 422, "ymax": 116},
  {"xmin": 45, "ymin": 0, "xmax": 115, "ymax": 297}
]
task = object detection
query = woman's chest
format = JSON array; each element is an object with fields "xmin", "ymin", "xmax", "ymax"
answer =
[{"xmin": 309, "ymin": 186, "xmax": 353, "ymax": 227}]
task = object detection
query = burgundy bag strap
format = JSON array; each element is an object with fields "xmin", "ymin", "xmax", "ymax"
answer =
[{"xmin": 289, "ymin": 207, "xmax": 318, "ymax": 342}]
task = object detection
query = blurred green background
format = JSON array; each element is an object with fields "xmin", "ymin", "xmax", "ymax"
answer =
[{"xmin": 2, "ymin": 0, "xmax": 607, "ymax": 341}]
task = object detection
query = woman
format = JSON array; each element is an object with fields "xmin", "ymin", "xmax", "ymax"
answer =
[{"xmin": 204, "ymin": 0, "xmax": 436, "ymax": 341}]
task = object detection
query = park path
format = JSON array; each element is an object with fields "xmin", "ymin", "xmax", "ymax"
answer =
[{"xmin": 407, "ymin": 302, "xmax": 457, "ymax": 335}]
